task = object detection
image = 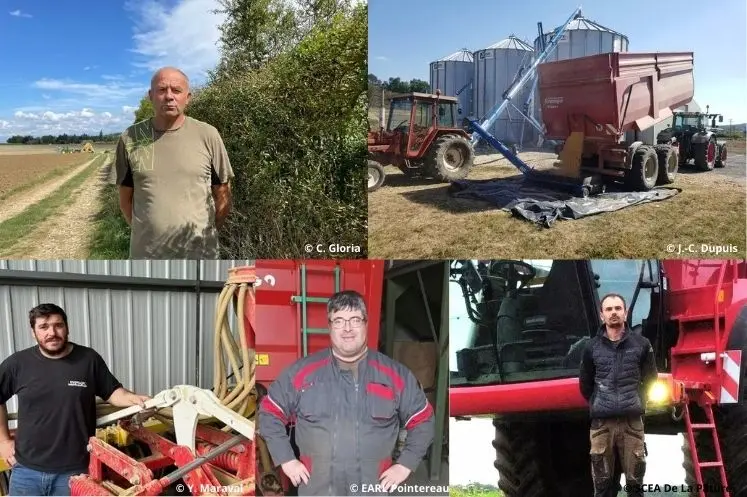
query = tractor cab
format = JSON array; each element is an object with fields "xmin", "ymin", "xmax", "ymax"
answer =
[
  {"xmin": 385, "ymin": 92, "xmax": 459, "ymax": 149},
  {"xmin": 671, "ymin": 112, "xmax": 723, "ymax": 131},
  {"xmin": 450, "ymin": 259, "xmax": 665, "ymax": 386}
]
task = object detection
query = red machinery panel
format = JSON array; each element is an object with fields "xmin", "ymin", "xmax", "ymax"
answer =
[
  {"xmin": 254, "ymin": 260, "xmax": 385, "ymax": 384},
  {"xmin": 538, "ymin": 51, "xmax": 694, "ymax": 139}
]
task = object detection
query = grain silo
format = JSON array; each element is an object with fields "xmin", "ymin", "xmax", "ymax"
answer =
[
  {"xmin": 429, "ymin": 49, "xmax": 474, "ymax": 120},
  {"xmin": 473, "ymin": 36, "xmax": 535, "ymax": 144},
  {"xmin": 533, "ymin": 13, "xmax": 629, "ymax": 135}
]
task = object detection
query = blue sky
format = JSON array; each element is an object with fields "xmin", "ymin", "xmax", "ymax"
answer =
[
  {"xmin": 369, "ymin": 0, "xmax": 747, "ymax": 124},
  {"xmin": 0, "ymin": 0, "xmax": 227, "ymax": 141}
]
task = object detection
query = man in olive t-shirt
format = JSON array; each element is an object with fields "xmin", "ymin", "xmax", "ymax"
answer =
[{"xmin": 116, "ymin": 67, "xmax": 234, "ymax": 259}]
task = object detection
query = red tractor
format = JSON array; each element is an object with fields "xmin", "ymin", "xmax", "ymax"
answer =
[
  {"xmin": 450, "ymin": 259, "xmax": 747, "ymax": 497},
  {"xmin": 368, "ymin": 92, "xmax": 475, "ymax": 192}
]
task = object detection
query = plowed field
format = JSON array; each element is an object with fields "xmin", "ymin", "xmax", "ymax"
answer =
[{"xmin": 0, "ymin": 154, "xmax": 90, "ymax": 196}]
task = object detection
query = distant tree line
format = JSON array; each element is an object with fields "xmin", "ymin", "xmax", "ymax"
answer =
[
  {"xmin": 368, "ymin": 74, "xmax": 430, "ymax": 93},
  {"xmin": 5, "ymin": 130, "xmax": 120, "ymax": 145}
]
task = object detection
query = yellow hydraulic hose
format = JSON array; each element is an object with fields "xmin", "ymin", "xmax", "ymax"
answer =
[{"xmin": 213, "ymin": 270, "xmax": 257, "ymax": 424}]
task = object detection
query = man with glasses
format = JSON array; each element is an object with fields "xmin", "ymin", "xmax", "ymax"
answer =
[{"xmin": 258, "ymin": 290, "xmax": 434, "ymax": 496}]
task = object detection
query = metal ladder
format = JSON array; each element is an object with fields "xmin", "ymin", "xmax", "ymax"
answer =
[
  {"xmin": 290, "ymin": 263, "xmax": 341, "ymax": 357},
  {"xmin": 683, "ymin": 399, "xmax": 730, "ymax": 497}
]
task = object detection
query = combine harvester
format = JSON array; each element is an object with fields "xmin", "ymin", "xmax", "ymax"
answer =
[
  {"xmin": 468, "ymin": 6, "xmax": 695, "ymax": 197},
  {"xmin": 450, "ymin": 259, "xmax": 747, "ymax": 497},
  {"xmin": 68, "ymin": 266, "xmax": 258, "ymax": 496}
]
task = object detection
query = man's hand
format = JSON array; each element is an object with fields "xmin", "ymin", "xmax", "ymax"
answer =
[
  {"xmin": 379, "ymin": 464, "xmax": 411, "ymax": 492},
  {"xmin": 281, "ymin": 459, "xmax": 310, "ymax": 487},
  {"xmin": 0, "ymin": 439, "xmax": 15, "ymax": 467},
  {"xmin": 108, "ymin": 387, "xmax": 151, "ymax": 408}
]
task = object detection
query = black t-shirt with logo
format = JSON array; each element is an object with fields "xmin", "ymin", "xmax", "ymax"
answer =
[{"xmin": 0, "ymin": 343, "xmax": 122, "ymax": 472}]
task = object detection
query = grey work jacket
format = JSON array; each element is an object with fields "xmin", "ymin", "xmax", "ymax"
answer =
[{"xmin": 258, "ymin": 348, "xmax": 435, "ymax": 496}]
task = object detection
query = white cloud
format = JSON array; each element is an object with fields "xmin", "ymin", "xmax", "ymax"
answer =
[
  {"xmin": 9, "ymin": 9, "xmax": 32, "ymax": 18},
  {"xmin": 41, "ymin": 94, "xmax": 51, "ymax": 100},
  {"xmin": 83, "ymin": 66, "xmax": 91, "ymax": 71},
  {"xmin": 122, "ymin": 106, "xmax": 137, "ymax": 114},
  {"xmin": 1, "ymin": 108, "xmax": 126, "ymax": 138},
  {"xmin": 32, "ymin": 79, "xmax": 147, "ymax": 102},
  {"xmin": 375, "ymin": 56, "xmax": 389, "ymax": 61},
  {"xmin": 102, "ymin": 74, "xmax": 125, "ymax": 81},
  {"xmin": 125, "ymin": 0, "xmax": 227, "ymax": 83}
]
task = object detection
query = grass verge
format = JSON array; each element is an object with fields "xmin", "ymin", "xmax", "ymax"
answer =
[
  {"xmin": 0, "ymin": 156, "xmax": 105, "ymax": 254},
  {"xmin": 450, "ymin": 485, "xmax": 502, "ymax": 497},
  {"xmin": 87, "ymin": 163, "xmax": 130, "ymax": 259}
]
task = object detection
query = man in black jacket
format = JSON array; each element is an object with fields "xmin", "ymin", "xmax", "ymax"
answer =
[{"xmin": 579, "ymin": 293, "xmax": 658, "ymax": 497}]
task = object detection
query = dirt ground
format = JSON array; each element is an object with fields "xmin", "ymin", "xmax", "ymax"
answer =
[
  {"xmin": 0, "ymin": 153, "xmax": 94, "ymax": 195},
  {"xmin": 368, "ymin": 143, "xmax": 746, "ymax": 259},
  {"xmin": 0, "ymin": 157, "xmax": 99, "ymax": 224},
  {"xmin": 1, "ymin": 158, "xmax": 111, "ymax": 259}
]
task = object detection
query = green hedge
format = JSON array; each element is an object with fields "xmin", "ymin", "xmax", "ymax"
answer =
[{"xmin": 187, "ymin": 4, "xmax": 367, "ymax": 258}]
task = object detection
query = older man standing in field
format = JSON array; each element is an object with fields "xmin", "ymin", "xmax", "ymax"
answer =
[{"xmin": 115, "ymin": 66, "xmax": 234, "ymax": 259}]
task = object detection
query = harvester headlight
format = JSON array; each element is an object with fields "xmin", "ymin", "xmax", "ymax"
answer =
[{"xmin": 647, "ymin": 380, "xmax": 670, "ymax": 404}]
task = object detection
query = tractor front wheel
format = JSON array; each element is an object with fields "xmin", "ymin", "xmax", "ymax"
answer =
[
  {"xmin": 368, "ymin": 160, "xmax": 385, "ymax": 192},
  {"xmin": 425, "ymin": 134, "xmax": 474, "ymax": 182},
  {"xmin": 626, "ymin": 145, "xmax": 659, "ymax": 191},
  {"xmin": 715, "ymin": 143, "xmax": 727, "ymax": 168},
  {"xmin": 693, "ymin": 137, "xmax": 717, "ymax": 171},
  {"xmin": 682, "ymin": 404, "xmax": 747, "ymax": 496}
]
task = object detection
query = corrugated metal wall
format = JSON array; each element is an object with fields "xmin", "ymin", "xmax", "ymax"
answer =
[{"xmin": 0, "ymin": 260, "xmax": 254, "ymax": 417}]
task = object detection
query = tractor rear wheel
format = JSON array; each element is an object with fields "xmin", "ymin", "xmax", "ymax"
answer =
[
  {"xmin": 368, "ymin": 160, "xmax": 385, "ymax": 192},
  {"xmin": 425, "ymin": 134, "xmax": 474, "ymax": 182},
  {"xmin": 654, "ymin": 145, "xmax": 678, "ymax": 185},
  {"xmin": 627, "ymin": 145, "xmax": 659, "ymax": 191},
  {"xmin": 682, "ymin": 404, "xmax": 747, "ymax": 496},
  {"xmin": 715, "ymin": 143, "xmax": 727, "ymax": 168},
  {"xmin": 693, "ymin": 136, "xmax": 717, "ymax": 171},
  {"xmin": 493, "ymin": 418, "xmax": 620, "ymax": 497}
]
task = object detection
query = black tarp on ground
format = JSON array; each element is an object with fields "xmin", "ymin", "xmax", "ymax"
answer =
[{"xmin": 448, "ymin": 177, "xmax": 681, "ymax": 228}]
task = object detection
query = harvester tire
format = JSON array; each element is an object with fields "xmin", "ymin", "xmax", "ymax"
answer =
[
  {"xmin": 715, "ymin": 143, "xmax": 727, "ymax": 168},
  {"xmin": 492, "ymin": 419, "xmax": 620, "ymax": 497},
  {"xmin": 627, "ymin": 145, "xmax": 659, "ymax": 191},
  {"xmin": 654, "ymin": 145, "xmax": 678, "ymax": 185},
  {"xmin": 368, "ymin": 160, "xmax": 385, "ymax": 192},
  {"xmin": 425, "ymin": 134, "xmax": 473, "ymax": 182},
  {"xmin": 693, "ymin": 136, "xmax": 717, "ymax": 171},
  {"xmin": 682, "ymin": 404, "xmax": 747, "ymax": 497}
]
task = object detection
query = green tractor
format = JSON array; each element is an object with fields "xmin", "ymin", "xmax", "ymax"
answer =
[{"xmin": 656, "ymin": 110, "xmax": 727, "ymax": 171}]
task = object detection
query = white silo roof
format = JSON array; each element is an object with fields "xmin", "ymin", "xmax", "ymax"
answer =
[
  {"xmin": 438, "ymin": 49, "xmax": 473, "ymax": 62},
  {"xmin": 556, "ymin": 14, "xmax": 626, "ymax": 37},
  {"xmin": 485, "ymin": 36, "xmax": 534, "ymax": 51}
]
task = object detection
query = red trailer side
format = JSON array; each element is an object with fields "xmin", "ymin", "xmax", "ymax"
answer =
[
  {"xmin": 538, "ymin": 52, "xmax": 694, "ymax": 141},
  {"xmin": 254, "ymin": 260, "xmax": 385, "ymax": 384}
]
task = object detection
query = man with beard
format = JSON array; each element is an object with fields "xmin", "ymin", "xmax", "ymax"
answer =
[
  {"xmin": 258, "ymin": 290, "xmax": 435, "ymax": 496},
  {"xmin": 0, "ymin": 303, "xmax": 150, "ymax": 496},
  {"xmin": 579, "ymin": 294, "xmax": 658, "ymax": 497}
]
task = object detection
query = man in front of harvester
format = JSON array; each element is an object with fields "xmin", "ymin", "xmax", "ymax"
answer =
[
  {"xmin": 0, "ymin": 303, "xmax": 150, "ymax": 496},
  {"xmin": 116, "ymin": 66, "xmax": 234, "ymax": 259},
  {"xmin": 580, "ymin": 293, "xmax": 658, "ymax": 497},
  {"xmin": 258, "ymin": 290, "xmax": 435, "ymax": 496}
]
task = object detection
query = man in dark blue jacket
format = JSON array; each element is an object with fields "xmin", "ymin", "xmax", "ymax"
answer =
[
  {"xmin": 258, "ymin": 290, "xmax": 435, "ymax": 496},
  {"xmin": 579, "ymin": 293, "xmax": 658, "ymax": 497}
]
